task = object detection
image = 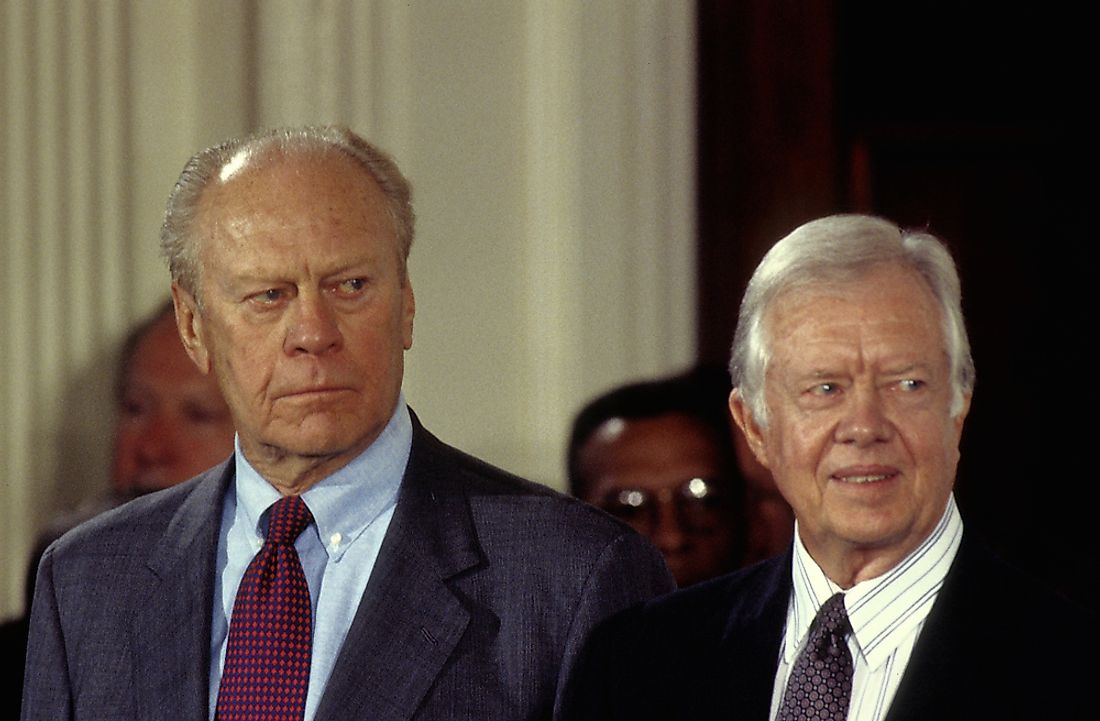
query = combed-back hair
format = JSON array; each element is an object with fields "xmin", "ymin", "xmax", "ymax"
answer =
[
  {"xmin": 160, "ymin": 125, "xmax": 414, "ymax": 299},
  {"xmin": 728, "ymin": 214, "xmax": 974, "ymax": 426}
]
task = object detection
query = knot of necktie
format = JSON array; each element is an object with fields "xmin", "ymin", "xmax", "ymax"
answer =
[
  {"xmin": 266, "ymin": 495, "xmax": 314, "ymax": 547},
  {"xmin": 811, "ymin": 592, "xmax": 851, "ymax": 659},
  {"xmin": 776, "ymin": 592, "xmax": 854, "ymax": 721}
]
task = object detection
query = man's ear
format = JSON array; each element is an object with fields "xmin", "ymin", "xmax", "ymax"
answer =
[
  {"xmin": 171, "ymin": 283, "xmax": 211, "ymax": 373},
  {"xmin": 401, "ymin": 277, "xmax": 415, "ymax": 351},
  {"xmin": 729, "ymin": 389, "xmax": 772, "ymax": 469},
  {"xmin": 952, "ymin": 391, "xmax": 972, "ymax": 443}
]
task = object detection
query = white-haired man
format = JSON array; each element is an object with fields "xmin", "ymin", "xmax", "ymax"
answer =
[
  {"xmin": 21, "ymin": 126, "xmax": 673, "ymax": 721},
  {"xmin": 563, "ymin": 214, "xmax": 1089, "ymax": 720}
]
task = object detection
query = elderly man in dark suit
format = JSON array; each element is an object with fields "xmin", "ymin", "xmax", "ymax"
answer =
[
  {"xmin": 563, "ymin": 214, "xmax": 1091, "ymax": 720},
  {"xmin": 21, "ymin": 126, "xmax": 672, "ymax": 721}
]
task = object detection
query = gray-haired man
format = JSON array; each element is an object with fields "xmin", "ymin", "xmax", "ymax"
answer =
[
  {"xmin": 564, "ymin": 214, "xmax": 1090, "ymax": 721},
  {"xmin": 22, "ymin": 126, "xmax": 672, "ymax": 721}
]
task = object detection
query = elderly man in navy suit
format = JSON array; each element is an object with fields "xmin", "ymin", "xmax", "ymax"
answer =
[
  {"xmin": 563, "ymin": 214, "xmax": 1090, "ymax": 720},
  {"xmin": 21, "ymin": 126, "xmax": 672, "ymax": 721}
]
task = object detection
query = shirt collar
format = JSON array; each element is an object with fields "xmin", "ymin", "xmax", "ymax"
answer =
[
  {"xmin": 232, "ymin": 394, "xmax": 413, "ymax": 562},
  {"xmin": 786, "ymin": 495, "xmax": 964, "ymax": 669}
]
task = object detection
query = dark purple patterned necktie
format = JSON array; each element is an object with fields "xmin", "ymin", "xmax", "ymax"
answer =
[
  {"xmin": 776, "ymin": 592, "xmax": 853, "ymax": 721},
  {"xmin": 216, "ymin": 495, "xmax": 314, "ymax": 721}
]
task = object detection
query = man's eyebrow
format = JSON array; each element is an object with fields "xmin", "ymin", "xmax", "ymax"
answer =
[
  {"xmin": 880, "ymin": 362, "xmax": 934, "ymax": 376},
  {"xmin": 320, "ymin": 257, "xmax": 378, "ymax": 277},
  {"xmin": 784, "ymin": 367, "xmax": 848, "ymax": 380}
]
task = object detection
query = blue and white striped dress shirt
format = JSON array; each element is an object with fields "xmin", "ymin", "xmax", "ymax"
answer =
[{"xmin": 770, "ymin": 495, "xmax": 963, "ymax": 721}]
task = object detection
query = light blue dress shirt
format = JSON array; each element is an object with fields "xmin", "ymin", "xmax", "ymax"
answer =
[{"xmin": 208, "ymin": 398, "xmax": 412, "ymax": 721}]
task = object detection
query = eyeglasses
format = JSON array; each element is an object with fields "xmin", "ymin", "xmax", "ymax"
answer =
[{"xmin": 597, "ymin": 477, "xmax": 732, "ymax": 534}]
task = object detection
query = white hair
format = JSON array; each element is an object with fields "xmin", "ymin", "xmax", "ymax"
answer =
[
  {"xmin": 729, "ymin": 214, "xmax": 975, "ymax": 426},
  {"xmin": 160, "ymin": 125, "xmax": 414, "ymax": 299}
]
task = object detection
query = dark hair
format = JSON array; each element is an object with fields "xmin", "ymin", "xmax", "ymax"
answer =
[{"xmin": 567, "ymin": 365, "xmax": 739, "ymax": 496}]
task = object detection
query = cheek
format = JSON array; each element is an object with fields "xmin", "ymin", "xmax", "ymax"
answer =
[
  {"xmin": 183, "ymin": 432, "xmax": 234, "ymax": 463},
  {"xmin": 215, "ymin": 346, "xmax": 272, "ymax": 403},
  {"xmin": 112, "ymin": 434, "xmax": 136, "ymax": 465},
  {"xmin": 766, "ymin": 414, "xmax": 828, "ymax": 473},
  {"xmin": 759, "ymin": 419, "xmax": 834, "ymax": 510},
  {"xmin": 112, "ymin": 421, "xmax": 142, "ymax": 452},
  {"xmin": 906, "ymin": 415, "xmax": 959, "ymax": 465}
]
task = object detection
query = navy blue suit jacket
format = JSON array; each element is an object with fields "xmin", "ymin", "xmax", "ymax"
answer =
[
  {"xmin": 22, "ymin": 415, "xmax": 673, "ymax": 721},
  {"xmin": 564, "ymin": 536, "xmax": 1092, "ymax": 720}
]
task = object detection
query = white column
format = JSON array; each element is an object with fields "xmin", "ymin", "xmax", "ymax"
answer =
[
  {"xmin": 516, "ymin": 0, "xmax": 698, "ymax": 482},
  {"xmin": 1, "ymin": 0, "xmax": 135, "ymax": 614}
]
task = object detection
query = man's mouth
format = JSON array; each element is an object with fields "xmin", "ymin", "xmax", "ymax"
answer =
[
  {"xmin": 831, "ymin": 467, "xmax": 898, "ymax": 484},
  {"xmin": 282, "ymin": 385, "xmax": 351, "ymax": 398},
  {"xmin": 839, "ymin": 474, "xmax": 890, "ymax": 484}
]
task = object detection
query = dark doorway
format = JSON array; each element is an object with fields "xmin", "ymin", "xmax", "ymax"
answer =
[{"xmin": 697, "ymin": 0, "xmax": 1091, "ymax": 605}]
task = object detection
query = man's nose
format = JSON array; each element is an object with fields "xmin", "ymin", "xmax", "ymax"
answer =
[
  {"xmin": 835, "ymin": 385, "xmax": 893, "ymax": 446},
  {"xmin": 649, "ymin": 498, "xmax": 689, "ymax": 554},
  {"xmin": 135, "ymin": 416, "xmax": 175, "ymax": 464},
  {"xmin": 285, "ymin": 293, "xmax": 343, "ymax": 355}
]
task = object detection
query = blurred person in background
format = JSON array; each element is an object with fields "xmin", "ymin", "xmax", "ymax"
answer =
[
  {"xmin": 2, "ymin": 300, "xmax": 234, "ymax": 721},
  {"xmin": 111, "ymin": 299, "xmax": 236, "ymax": 496},
  {"xmin": 569, "ymin": 366, "xmax": 746, "ymax": 587},
  {"xmin": 734, "ymin": 420, "xmax": 793, "ymax": 566}
]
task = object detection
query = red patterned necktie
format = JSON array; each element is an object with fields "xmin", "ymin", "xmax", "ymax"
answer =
[
  {"xmin": 776, "ymin": 592, "xmax": 854, "ymax": 721},
  {"xmin": 216, "ymin": 495, "xmax": 315, "ymax": 721}
]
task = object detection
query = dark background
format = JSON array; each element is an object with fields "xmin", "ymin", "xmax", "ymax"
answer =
[{"xmin": 696, "ymin": 1, "xmax": 1092, "ymax": 605}]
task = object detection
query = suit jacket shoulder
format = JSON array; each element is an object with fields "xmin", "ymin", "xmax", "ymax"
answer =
[
  {"xmin": 22, "ymin": 462, "xmax": 231, "ymax": 721},
  {"xmin": 564, "ymin": 551, "xmax": 792, "ymax": 721},
  {"xmin": 567, "ymin": 533, "xmax": 1096, "ymax": 721},
  {"xmin": 22, "ymin": 419, "xmax": 673, "ymax": 721},
  {"xmin": 317, "ymin": 418, "xmax": 674, "ymax": 721},
  {"xmin": 886, "ymin": 535, "xmax": 1094, "ymax": 721}
]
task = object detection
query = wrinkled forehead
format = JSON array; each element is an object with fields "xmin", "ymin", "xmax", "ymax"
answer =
[
  {"xmin": 194, "ymin": 151, "xmax": 395, "ymax": 254},
  {"xmin": 203, "ymin": 148, "xmax": 377, "ymax": 208},
  {"xmin": 760, "ymin": 263, "xmax": 949, "ymax": 360}
]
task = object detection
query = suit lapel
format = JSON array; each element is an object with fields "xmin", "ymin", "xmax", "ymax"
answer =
[
  {"xmin": 711, "ymin": 551, "xmax": 790, "ymax": 719},
  {"xmin": 130, "ymin": 463, "xmax": 230, "ymax": 721},
  {"xmin": 314, "ymin": 421, "xmax": 481, "ymax": 721},
  {"xmin": 883, "ymin": 538, "xmax": 977, "ymax": 721}
]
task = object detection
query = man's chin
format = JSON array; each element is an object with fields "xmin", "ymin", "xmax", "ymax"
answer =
[{"xmin": 258, "ymin": 428, "xmax": 377, "ymax": 463}]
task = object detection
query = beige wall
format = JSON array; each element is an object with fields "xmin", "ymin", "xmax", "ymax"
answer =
[{"xmin": 0, "ymin": 0, "xmax": 696, "ymax": 617}]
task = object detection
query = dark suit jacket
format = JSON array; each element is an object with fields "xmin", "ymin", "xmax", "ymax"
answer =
[
  {"xmin": 563, "ymin": 536, "xmax": 1093, "ymax": 720},
  {"xmin": 21, "ymin": 416, "xmax": 673, "ymax": 721}
]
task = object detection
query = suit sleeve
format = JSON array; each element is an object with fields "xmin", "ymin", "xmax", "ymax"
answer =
[
  {"xmin": 21, "ymin": 544, "xmax": 74, "ymax": 721},
  {"xmin": 553, "ymin": 530, "xmax": 673, "ymax": 720}
]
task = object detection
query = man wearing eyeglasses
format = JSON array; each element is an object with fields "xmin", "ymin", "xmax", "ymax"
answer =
[{"xmin": 568, "ymin": 367, "xmax": 747, "ymax": 587}]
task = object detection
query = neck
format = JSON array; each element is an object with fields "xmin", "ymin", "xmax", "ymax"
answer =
[
  {"xmin": 241, "ymin": 442, "xmax": 366, "ymax": 496},
  {"xmin": 800, "ymin": 534, "xmax": 919, "ymax": 589}
]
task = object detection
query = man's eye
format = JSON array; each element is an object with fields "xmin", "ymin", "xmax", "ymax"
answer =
[
  {"xmin": 898, "ymin": 378, "xmax": 926, "ymax": 392},
  {"xmin": 182, "ymin": 402, "xmax": 227, "ymax": 426},
  {"xmin": 119, "ymin": 397, "xmax": 148, "ymax": 418},
  {"xmin": 337, "ymin": 278, "xmax": 367, "ymax": 294},
  {"xmin": 252, "ymin": 288, "xmax": 284, "ymax": 304},
  {"xmin": 809, "ymin": 382, "xmax": 839, "ymax": 396}
]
